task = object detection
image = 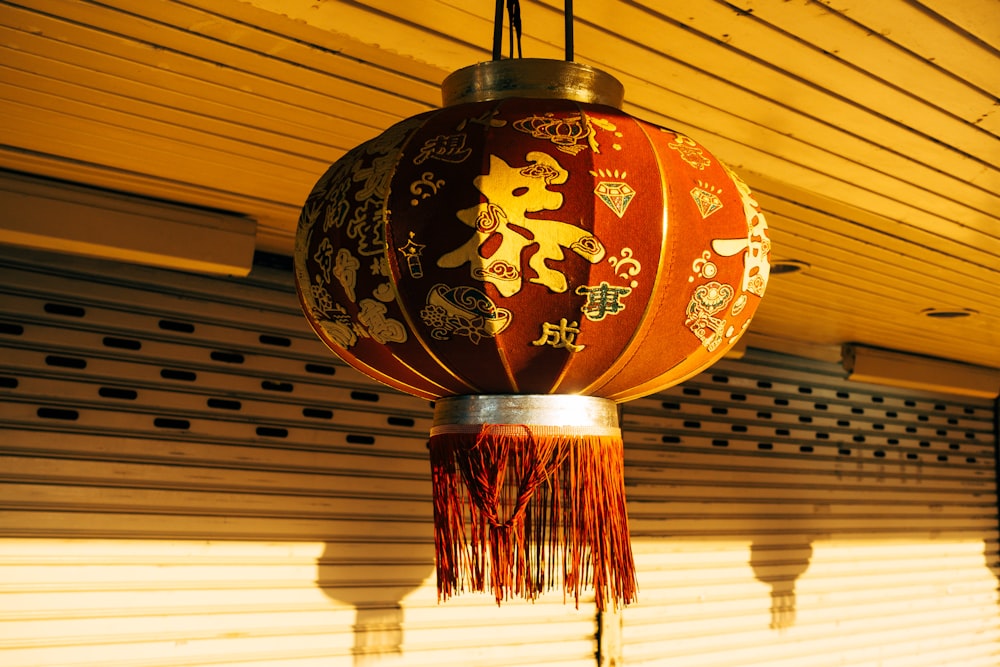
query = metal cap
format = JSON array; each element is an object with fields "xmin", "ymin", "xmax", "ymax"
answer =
[{"xmin": 441, "ymin": 59, "xmax": 625, "ymax": 108}]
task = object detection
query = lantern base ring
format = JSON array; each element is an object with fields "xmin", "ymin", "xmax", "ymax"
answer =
[{"xmin": 431, "ymin": 394, "xmax": 620, "ymax": 437}]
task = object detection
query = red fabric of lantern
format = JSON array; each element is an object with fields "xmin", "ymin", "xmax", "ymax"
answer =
[{"xmin": 295, "ymin": 60, "xmax": 770, "ymax": 609}]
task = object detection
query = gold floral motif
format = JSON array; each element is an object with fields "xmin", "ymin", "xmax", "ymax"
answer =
[{"xmin": 310, "ymin": 279, "xmax": 333, "ymax": 314}]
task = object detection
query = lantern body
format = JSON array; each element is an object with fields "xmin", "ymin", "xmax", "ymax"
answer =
[
  {"xmin": 295, "ymin": 96, "xmax": 769, "ymax": 403},
  {"xmin": 294, "ymin": 61, "xmax": 771, "ymax": 608}
]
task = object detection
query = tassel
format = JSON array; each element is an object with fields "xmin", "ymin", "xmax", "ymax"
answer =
[{"xmin": 430, "ymin": 419, "xmax": 636, "ymax": 610}]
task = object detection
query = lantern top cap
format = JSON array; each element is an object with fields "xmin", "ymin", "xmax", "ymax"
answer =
[{"xmin": 441, "ymin": 59, "xmax": 625, "ymax": 108}]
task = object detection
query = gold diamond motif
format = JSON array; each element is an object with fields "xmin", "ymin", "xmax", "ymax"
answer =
[
  {"xmin": 595, "ymin": 181, "xmax": 636, "ymax": 218},
  {"xmin": 690, "ymin": 185, "xmax": 723, "ymax": 219}
]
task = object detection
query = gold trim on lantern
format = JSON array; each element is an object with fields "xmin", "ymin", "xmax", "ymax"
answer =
[{"xmin": 441, "ymin": 59, "xmax": 625, "ymax": 108}]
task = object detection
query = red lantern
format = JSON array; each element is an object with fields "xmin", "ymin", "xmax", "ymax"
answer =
[{"xmin": 295, "ymin": 59, "xmax": 770, "ymax": 609}]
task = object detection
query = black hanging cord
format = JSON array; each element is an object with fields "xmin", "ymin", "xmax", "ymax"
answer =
[
  {"xmin": 507, "ymin": 0, "xmax": 523, "ymax": 59},
  {"xmin": 492, "ymin": 0, "xmax": 504, "ymax": 60},
  {"xmin": 492, "ymin": 0, "xmax": 523, "ymax": 60},
  {"xmin": 491, "ymin": 0, "xmax": 573, "ymax": 62},
  {"xmin": 565, "ymin": 0, "xmax": 574, "ymax": 61}
]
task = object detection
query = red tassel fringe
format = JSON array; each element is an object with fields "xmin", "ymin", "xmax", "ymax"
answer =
[{"xmin": 430, "ymin": 425, "xmax": 637, "ymax": 610}]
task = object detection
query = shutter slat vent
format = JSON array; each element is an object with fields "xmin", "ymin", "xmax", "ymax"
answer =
[
  {"xmin": 0, "ymin": 246, "xmax": 996, "ymax": 667},
  {"xmin": 0, "ymin": 248, "xmax": 598, "ymax": 667},
  {"xmin": 621, "ymin": 354, "xmax": 998, "ymax": 666}
]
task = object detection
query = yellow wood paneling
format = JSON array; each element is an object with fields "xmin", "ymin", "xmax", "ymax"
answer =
[
  {"xmin": 6, "ymin": 0, "xmax": 427, "ymax": 126},
  {"xmin": 730, "ymin": 0, "xmax": 999, "ymax": 131},
  {"xmin": 0, "ymin": 0, "xmax": 996, "ymax": 372},
  {"xmin": 918, "ymin": 0, "xmax": 1000, "ymax": 50},
  {"xmin": 0, "ymin": 30, "xmax": 373, "ymax": 150},
  {"xmin": 813, "ymin": 0, "xmax": 1000, "ymax": 105}
]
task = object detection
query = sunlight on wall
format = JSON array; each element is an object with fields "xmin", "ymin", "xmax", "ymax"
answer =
[
  {"xmin": 0, "ymin": 540, "xmax": 354, "ymax": 667},
  {"xmin": 624, "ymin": 537, "xmax": 1000, "ymax": 667},
  {"xmin": 2, "ymin": 537, "xmax": 996, "ymax": 666},
  {"xmin": 0, "ymin": 538, "xmax": 597, "ymax": 667}
]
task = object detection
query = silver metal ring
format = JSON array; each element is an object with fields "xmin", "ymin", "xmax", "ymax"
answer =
[{"xmin": 432, "ymin": 394, "xmax": 620, "ymax": 435}]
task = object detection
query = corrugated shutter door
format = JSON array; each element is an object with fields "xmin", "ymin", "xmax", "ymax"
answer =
[
  {"xmin": 2, "ymin": 244, "xmax": 998, "ymax": 667},
  {"xmin": 0, "ymin": 247, "xmax": 597, "ymax": 667},
  {"xmin": 620, "ymin": 355, "xmax": 999, "ymax": 666}
]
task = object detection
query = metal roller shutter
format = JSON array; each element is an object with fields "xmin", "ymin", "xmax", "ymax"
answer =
[
  {"xmin": 1, "ymin": 245, "xmax": 997, "ymax": 667},
  {"xmin": 0, "ymin": 247, "xmax": 597, "ymax": 667},
  {"xmin": 620, "ymin": 354, "xmax": 999, "ymax": 667}
]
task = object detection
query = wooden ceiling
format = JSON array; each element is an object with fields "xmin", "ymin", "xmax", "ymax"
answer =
[{"xmin": 0, "ymin": 0, "xmax": 997, "ymax": 375}]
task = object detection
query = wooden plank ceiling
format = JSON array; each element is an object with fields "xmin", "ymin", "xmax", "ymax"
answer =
[{"xmin": 0, "ymin": 0, "xmax": 997, "ymax": 372}]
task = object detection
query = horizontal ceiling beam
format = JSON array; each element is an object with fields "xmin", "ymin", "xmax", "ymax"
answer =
[{"xmin": 0, "ymin": 171, "xmax": 256, "ymax": 276}]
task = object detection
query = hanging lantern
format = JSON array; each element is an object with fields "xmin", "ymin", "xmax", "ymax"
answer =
[{"xmin": 294, "ymin": 53, "xmax": 770, "ymax": 608}]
